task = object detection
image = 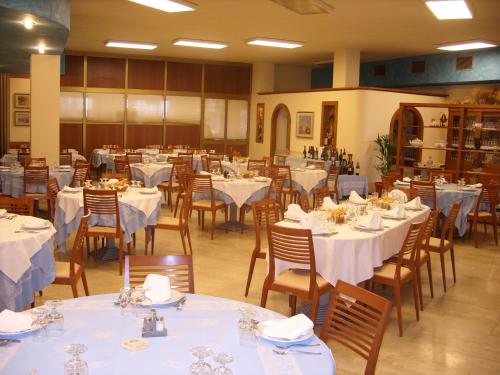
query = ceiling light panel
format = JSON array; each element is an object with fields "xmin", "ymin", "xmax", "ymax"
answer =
[
  {"xmin": 128, "ymin": 0, "xmax": 197, "ymax": 13},
  {"xmin": 271, "ymin": 0, "xmax": 334, "ymax": 15},
  {"xmin": 23, "ymin": 17, "xmax": 34, "ymax": 29},
  {"xmin": 437, "ymin": 41, "xmax": 496, "ymax": 51},
  {"xmin": 247, "ymin": 38, "xmax": 303, "ymax": 49},
  {"xmin": 425, "ymin": 0, "xmax": 473, "ymax": 20},
  {"xmin": 173, "ymin": 39, "xmax": 228, "ymax": 49},
  {"xmin": 105, "ymin": 40, "xmax": 158, "ymax": 50}
]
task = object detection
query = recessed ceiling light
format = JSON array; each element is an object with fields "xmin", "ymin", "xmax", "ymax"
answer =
[
  {"xmin": 23, "ymin": 17, "xmax": 34, "ymax": 29},
  {"xmin": 37, "ymin": 43, "xmax": 46, "ymax": 54},
  {"xmin": 105, "ymin": 40, "xmax": 158, "ymax": 50},
  {"xmin": 424, "ymin": 0, "xmax": 473, "ymax": 20},
  {"xmin": 128, "ymin": 0, "xmax": 196, "ymax": 13},
  {"xmin": 437, "ymin": 41, "xmax": 496, "ymax": 51},
  {"xmin": 173, "ymin": 39, "xmax": 227, "ymax": 49},
  {"xmin": 247, "ymin": 38, "xmax": 303, "ymax": 49}
]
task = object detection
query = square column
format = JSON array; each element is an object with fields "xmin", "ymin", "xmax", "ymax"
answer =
[{"xmin": 333, "ymin": 49, "xmax": 360, "ymax": 88}]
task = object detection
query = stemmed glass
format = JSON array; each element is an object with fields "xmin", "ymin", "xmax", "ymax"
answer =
[
  {"xmin": 45, "ymin": 300, "xmax": 64, "ymax": 337},
  {"xmin": 212, "ymin": 353, "xmax": 234, "ymax": 375},
  {"xmin": 238, "ymin": 307, "xmax": 258, "ymax": 347},
  {"xmin": 190, "ymin": 346, "xmax": 213, "ymax": 375},
  {"xmin": 63, "ymin": 344, "xmax": 88, "ymax": 375},
  {"xmin": 30, "ymin": 307, "xmax": 49, "ymax": 342},
  {"xmin": 129, "ymin": 286, "xmax": 152, "ymax": 318}
]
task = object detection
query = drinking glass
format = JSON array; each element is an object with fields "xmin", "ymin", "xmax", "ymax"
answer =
[
  {"xmin": 212, "ymin": 353, "xmax": 234, "ymax": 375},
  {"xmin": 190, "ymin": 346, "xmax": 213, "ymax": 375},
  {"xmin": 64, "ymin": 344, "xmax": 88, "ymax": 375},
  {"xmin": 30, "ymin": 307, "xmax": 49, "ymax": 342},
  {"xmin": 118, "ymin": 287, "xmax": 131, "ymax": 315},
  {"xmin": 238, "ymin": 307, "xmax": 258, "ymax": 347},
  {"xmin": 130, "ymin": 286, "xmax": 152, "ymax": 318},
  {"xmin": 45, "ymin": 300, "xmax": 64, "ymax": 337}
]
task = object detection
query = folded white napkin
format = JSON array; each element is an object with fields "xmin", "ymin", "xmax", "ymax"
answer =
[
  {"xmin": 62, "ymin": 186, "xmax": 83, "ymax": 193},
  {"xmin": 388, "ymin": 189, "xmax": 408, "ymax": 203},
  {"xmin": 299, "ymin": 215, "xmax": 325, "ymax": 234},
  {"xmin": 321, "ymin": 197, "xmax": 338, "ymax": 210},
  {"xmin": 141, "ymin": 187, "xmax": 158, "ymax": 194},
  {"xmin": 284, "ymin": 204, "xmax": 308, "ymax": 221},
  {"xmin": 469, "ymin": 183, "xmax": 483, "ymax": 188},
  {"xmin": 385, "ymin": 204, "xmax": 406, "ymax": 219},
  {"xmin": 143, "ymin": 274, "xmax": 172, "ymax": 304},
  {"xmin": 0, "ymin": 209, "xmax": 6, "ymax": 217},
  {"xmin": 405, "ymin": 197, "xmax": 422, "ymax": 209},
  {"xmin": 261, "ymin": 313, "xmax": 313, "ymax": 340},
  {"xmin": 0, "ymin": 310, "xmax": 33, "ymax": 333},
  {"xmin": 395, "ymin": 179, "xmax": 410, "ymax": 185},
  {"xmin": 403, "ymin": 177, "xmax": 411, "ymax": 182},
  {"xmin": 349, "ymin": 191, "xmax": 366, "ymax": 204},
  {"xmin": 306, "ymin": 165, "xmax": 316, "ymax": 169},
  {"xmin": 356, "ymin": 213, "xmax": 383, "ymax": 230}
]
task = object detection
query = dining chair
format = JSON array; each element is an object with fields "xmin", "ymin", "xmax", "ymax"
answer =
[
  {"xmin": 314, "ymin": 165, "xmax": 340, "ymax": 207},
  {"xmin": 410, "ymin": 180, "xmax": 436, "ymax": 209},
  {"xmin": 276, "ymin": 166, "xmax": 299, "ymax": 207},
  {"xmin": 306, "ymin": 160, "xmax": 325, "ymax": 169},
  {"xmin": 127, "ymin": 255, "xmax": 195, "ymax": 293},
  {"xmin": 467, "ymin": 184, "xmax": 499, "ymax": 248},
  {"xmin": 244, "ymin": 199, "xmax": 281, "ymax": 297},
  {"xmin": 59, "ymin": 153, "xmax": 72, "ymax": 166},
  {"xmin": 178, "ymin": 153, "xmax": 194, "ymax": 171},
  {"xmin": 427, "ymin": 202, "xmax": 461, "ymax": 292},
  {"xmin": 430, "ymin": 170, "xmax": 455, "ymax": 183},
  {"xmin": 146, "ymin": 188, "xmax": 193, "ymax": 255},
  {"xmin": 0, "ymin": 196, "xmax": 34, "ymax": 215},
  {"xmin": 207, "ymin": 156, "xmax": 223, "ymax": 173},
  {"xmin": 24, "ymin": 166, "xmax": 49, "ymax": 208},
  {"xmin": 319, "ymin": 280, "xmax": 392, "ymax": 375},
  {"xmin": 299, "ymin": 192, "xmax": 311, "ymax": 212},
  {"xmin": 47, "ymin": 178, "xmax": 60, "ymax": 222},
  {"xmin": 261, "ymin": 224, "xmax": 334, "ymax": 323},
  {"xmin": 173, "ymin": 164, "xmax": 191, "ymax": 218},
  {"xmin": 26, "ymin": 157, "xmax": 46, "ymax": 167},
  {"xmin": 126, "ymin": 152, "xmax": 143, "ymax": 164},
  {"xmin": 83, "ymin": 189, "xmax": 125, "ymax": 275},
  {"xmin": 160, "ymin": 148, "xmax": 174, "ymax": 154},
  {"xmin": 190, "ymin": 174, "xmax": 228, "ymax": 240},
  {"xmin": 52, "ymin": 210, "xmax": 90, "ymax": 297},
  {"xmin": 381, "ymin": 174, "xmax": 399, "ymax": 192},
  {"xmin": 247, "ymin": 159, "xmax": 266, "ymax": 171},
  {"xmin": 200, "ymin": 155, "xmax": 208, "ymax": 171},
  {"xmin": 114, "ymin": 157, "xmax": 131, "ymax": 180},
  {"xmin": 71, "ymin": 162, "xmax": 90, "ymax": 188},
  {"xmin": 313, "ymin": 186, "xmax": 331, "ymax": 209},
  {"xmin": 263, "ymin": 156, "xmax": 272, "ymax": 167},
  {"xmin": 158, "ymin": 161, "xmax": 185, "ymax": 210},
  {"xmin": 17, "ymin": 152, "xmax": 30, "ymax": 166},
  {"xmin": 368, "ymin": 221, "xmax": 424, "ymax": 336}
]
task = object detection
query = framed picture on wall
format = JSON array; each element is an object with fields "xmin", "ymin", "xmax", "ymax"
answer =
[
  {"xmin": 296, "ymin": 112, "xmax": 313, "ymax": 138},
  {"xmin": 256, "ymin": 103, "xmax": 264, "ymax": 143},
  {"xmin": 14, "ymin": 111, "xmax": 30, "ymax": 126},
  {"xmin": 14, "ymin": 93, "xmax": 30, "ymax": 108}
]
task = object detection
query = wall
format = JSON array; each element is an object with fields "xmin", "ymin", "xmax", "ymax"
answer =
[
  {"xmin": 274, "ymin": 65, "xmax": 311, "ymax": 91},
  {"xmin": 8, "ymin": 77, "xmax": 30, "ymax": 142}
]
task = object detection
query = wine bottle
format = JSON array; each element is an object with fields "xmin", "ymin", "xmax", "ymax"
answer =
[
  {"xmin": 303, "ymin": 146, "xmax": 307, "ymax": 159},
  {"xmin": 355, "ymin": 162, "xmax": 360, "ymax": 175},
  {"xmin": 314, "ymin": 147, "xmax": 319, "ymax": 159}
]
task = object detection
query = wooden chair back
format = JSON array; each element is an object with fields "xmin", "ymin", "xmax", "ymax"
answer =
[
  {"xmin": 474, "ymin": 184, "xmax": 499, "ymax": 216},
  {"xmin": 190, "ymin": 174, "xmax": 215, "ymax": 204},
  {"xmin": 266, "ymin": 174, "xmax": 285, "ymax": 202},
  {"xmin": 319, "ymin": 280, "xmax": 392, "ymax": 375},
  {"xmin": 252, "ymin": 199, "xmax": 281, "ymax": 251},
  {"xmin": 114, "ymin": 158, "xmax": 131, "ymax": 179},
  {"xmin": 207, "ymin": 157, "xmax": 223, "ymax": 172},
  {"xmin": 0, "ymin": 196, "xmax": 34, "ymax": 215},
  {"xmin": 382, "ymin": 174, "xmax": 398, "ymax": 191},
  {"xmin": 306, "ymin": 160, "xmax": 325, "ymax": 169},
  {"xmin": 421, "ymin": 209, "xmax": 439, "ymax": 252},
  {"xmin": 410, "ymin": 180, "xmax": 436, "ymax": 209},
  {"xmin": 27, "ymin": 157, "xmax": 46, "ymax": 167},
  {"xmin": 17, "ymin": 152, "xmax": 30, "ymax": 165},
  {"xmin": 127, "ymin": 255, "xmax": 195, "ymax": 293},
  {"xmin": 83, "ymin": 189, "xmax": 121, "ymax": 235},
  {"xmin": 299, "ymin": 192, "xmax": 311, "ymax": 212},
  {"xmin": 126, "ymin": 153, "xmax": 143, "ymax": 164},
  {"xmin": 178, "ymin": 153, "xmax": 194, "ymax": 169},
  {"xmin": 47, "ymin": 178, "xmax": 60, "ymax": 221},
  {"xmin": 276, "ymin": 166, "xmax": 293, "ymax": 186},
  {"xmin": 24, "ymin": 166, "xmax": 49, "ymax": 193},
  {"xmin": 59, "ymin": 153, "xmax": 72, "ymax": 166},
  {"xmin": 70, "ymin": 211, "xmax": 90, "ymax": 275},
  {"xmin": 440, "ymin": 202, "xmax": 461, "ymax": 246},
  {"xmin": 71, "ymin": 162, "xmax": 90, "ymax": 187},
  {"xmin": 247, "ymin": 159, "xmax": 266, "ymax": 171},
  {"xmin": 315, "ymin": 186, "xmax": 331, "ymax": 207},
  {"xmin": 394, "ymin": 222, "xmax": 425, "ymax": 277},
  {"xmin": 200, "ymin": 155, "xmax": 208, "ymax": 171}
]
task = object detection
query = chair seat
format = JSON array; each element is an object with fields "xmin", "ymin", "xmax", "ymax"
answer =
[
  {"xmin": 467, "ymin": 211, "xmax": 493, "ymax": 219},
  {"xmin": 273, "ymin": 269, "xmax": 329, "ymax": 292},
  {"xmin": 427, "ymin": 237, "xmax": 452, "ymax": 252},
  {"xmin": 258, "ymin": 246, "xmax": 268, "ymax": 258},
  {"xmin": 373, "ymin": 263, "xmax": 413, "ymax": 281},
  {"xmin": 55, "ymin": 261, "xmax": 81, "ymax": 278},
  {"xmin": 87, "ymin": 225, "xmax": 119, "ymax": 235},
  {"xmin": 24, "ymin": 193, "xmax": 47, "ymax": 199},
  {"xmin": 282, "ymin": 187, "xmax": 296, "ymax": 194},
  {"xmin": 403, "ymin": 249, "xmax": 429, "ymax": 264},
  {"xmin": 192, "ymin": 199, "xmax": 226, "ymax": 209},
  {"xmin": 158, "ymin": 182, "xmax": 179, "ymax": 190},
  {"xmin": 156, "ymin": 215, "xmax": 179, "ymax": 227}
]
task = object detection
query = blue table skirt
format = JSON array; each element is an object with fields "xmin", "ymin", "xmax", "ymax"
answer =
[
  {"xmin": 0, "ymin": 239, "xmax": 55, "ymax": 312},
  {"xmin": 0, "ymin": 293, "xmax": 335, "ymax": 374},
  {"xmin": 0, "ymin": 170, "xmax": 73, "ymax": 197}
]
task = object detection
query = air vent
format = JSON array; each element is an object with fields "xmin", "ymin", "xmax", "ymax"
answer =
[
  {"xmin": 456, "ymin": 56, "xmax": 473, "ymax": 70},
  {"xmin": 270, "ymin": 0, "xmax": 335, "ymax": 15},
  {"xmin": 411, "ymin": 61, "xmax": 426, "ymax": 73},
  {"xmin": 374, "ymin": 65, "xmax": 386, "ymax": 76}
]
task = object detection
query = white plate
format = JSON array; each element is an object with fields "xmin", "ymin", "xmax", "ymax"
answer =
[
  {"xmin": 354, "ymin": 224, "xmax": 384, "ymax": 231},
  {"xmin": 0, "ymin": 326, "xmax": 41, "ymax": 338},
  {"xmin": 139, "ymin": 189, "xmax": 159, "ymax": 195},
  {"xmin": 253, "ymin": 177, "xmax": 269, "ymax": 182},
  {"xmin": 22, "ymin": 221, "xmax": 51, "ymax": 230},
  {"xmin": 382, "ymin": 214, "xmax": 407, "ymax": 220},
  {"xmin": 144, "ymin": 290, "xmax": 184, "ymax": 307},
  {"xmin": 257, "ymin": 324, "xmax": 315, "ymax": 343}
]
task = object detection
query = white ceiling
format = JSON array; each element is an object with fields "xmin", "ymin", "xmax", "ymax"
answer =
[{"xmin": 66, "ymin": 0, "xmax": 500, "ymax": 65}]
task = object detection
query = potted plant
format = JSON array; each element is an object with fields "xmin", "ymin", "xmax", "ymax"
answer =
[{"xmin": 374, "ymin": 134, "xmax": 396, "ymax": 176}]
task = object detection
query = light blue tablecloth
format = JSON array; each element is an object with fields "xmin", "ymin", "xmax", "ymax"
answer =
[
  {"xmin": 337, "ymin": 175, "xmax": 368, "ymax": 197},
  {"xmin": 130, "ymin": 165, "xmax": 172, "ymax": 188},
  {"xmin": 0, "ymin": 169, "xmax": 74, "ymax": 197},
  {"xmin": 0, "ymin": 239, "xmax": 55, "ymax": 311},
  {"xmin": 0, "ymin": 294, "xmax": 335, "ymax": 374}
]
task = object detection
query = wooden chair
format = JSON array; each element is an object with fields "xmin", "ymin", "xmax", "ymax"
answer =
[
  {"xmin": 190, "ymin": 174, "xmax": 228, "ymax": 240},
  {"xmin": 146, "ymin": 188, "xmax": 193, "ymax": 255},
  {"xmin": 109, "ymin": 148, "xmax": 125, "ymax": 154},
  {"xmin": 207, "ymin": 156, "xmax": 223, "ymax": 172},
  {"xmin": 467, "ymin": 184, "xmax": 499, "ymax": 248},
  {"xmin": 299, "ymin": 192, "xmax": 311, "ymax": 212},
  {"xmin": 410, "ymin": 180, "xmax": 436, "ymax": 210},
  {"xmin": 306, "ymin": 160, "xmax": 325, "ymax": 169},
  {"xmin": 71, "ymin": 162, "xmax": 90, "ymax": 188},
  {"xmin": 369, "ymin": 221, "xmax": 424, "ymax": 336},
  {"xmin": 313, "ymin": 186, "xmax": 331, "ymax": 208},
  {"xmin": 314, "ymin": 165, "xmax": 339, "ymax": 207},
  {"xmin": 178, "ymin": 153, "xmax": 194, "ymax": 171},
  {"xmin": 127, "ymin": 255, "xmax": 194, "ymax": 293},
  {"xmin": 430, "ymin": 170, "xmax": 455, "ymax": 183},
  {"xmin": 247, "ymin": 159, "xmax": 266, "ymax": 171},
  {"xmin": 59, "ymin": 153, "xmax": 72, "ymax": 166},
  {"xmin": 381, "ymin": 174, "xmax": 399, "ymax": 192},
  {"xmin": 276, "ymin": 166, "xmax": 299, "ymax": 207},
  {"xmin": 200, "ymin": 155, "xmax": 208, "ymax": 171},
  {"xmin": 263, "ymin": 156, "xmax": 272, "ymax": 167},
  {"xmin": 160, "ymin": 148, "xmax": 174, "ymax": 154},
  {"xmin": 319, "ymin": 280, "xmax": 392, "ymax": 375},
  {"xmin": 428, "ymin": 202, "xmax": 461, "ymax": 292},
  {"xmin": 24, "ymin": 166, "xmax": 49, "ymax": 206},
  {"xmin": 47, "ymin": 178, "xmax": 60, "ymax": 222},
  {"xmin": 126, "ymin": 153, "xmax": 143, "ymax": 164},
  {"xmin": 114, "ymin": 157, "xmax": 131, "ymax": 180},
  {"xmin": 158, "ymin": 161, "xmax": 185, "ymax": 210},
  {"xmin": 244, "ymin": 199, "xmax": 281, "ymax": 297},
  {"xmin": 173, "ymin": 164, "xmax": 190, "ymax": 218},
  {"xmin": 261, "ymin": 224, "xmax": 334, "ymax": 323},
  {"xmin": 17, "ymin": 152, "xmax": 31, "ymax": 166},
  {"xmin": 83, "ymin": 189, "xmax": 125, "ymax": 275},
  {"xmin": 52, "ymin": 211, "xmax": 90, "ymax": 297},
  {"xmin": 0, "ymin": 196, "xmax": 34, "ymax": 215}
]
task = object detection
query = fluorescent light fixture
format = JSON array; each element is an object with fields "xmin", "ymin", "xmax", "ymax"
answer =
[
  {"xmin": 128, "ymin": 0, "xmax": 196, "ymax": 13},
  {"xmin": 105, "ymin": 40, "xmax": 158, "ymax": 50},
  {"xmin": 37, "ymin": 43, "xmax": 45, "ymax": 54},
  {"xmin": 23, "ymin": 17, "xmax": 34, "ymax": 29},
  {"xmin": 247, "ymin": 38, "xmax": 303, "ymax": 49},
  {"xmin": 424, "ymin": 0, "xmax": 473, "ymax": 20},
  {"xmin": 173, "ymin": 38, "xmax": 227, "ymax": 49},
  {"xmin": 437, "ymin": 41, "xmax": 496, "ymax": 51}
]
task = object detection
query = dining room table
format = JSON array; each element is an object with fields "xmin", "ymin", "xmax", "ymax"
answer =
[
  {"xmin": 290, "ymin": 167, "xmax": 327, "ymax": 194},
  {"xmin": 0, "ymin": 293, "xmax": 335, "ymax": 374},
  {"xmin": 0, "ymin": 214, "xmax": 56, "ymax": 311},
  {"xmin": 1, "ymin": 149, "xmax": 86, "ymax": 166},
  {"xmin": 0, "ymin": 166, "xmax": 74, "ymax": 197},
  {"xmin": 129, "ymin": 162, "xmax": 172, "ymax": 188}
]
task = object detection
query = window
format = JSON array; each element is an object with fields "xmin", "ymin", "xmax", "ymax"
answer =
[
  {"xmin": 226, "ymin": 100, "xmax": 248, "ymax": 140},
  {"xmin": 204, "ymin": 99, "xmax": 225, "ymax": 139},
  {"xmin": 60, "ymin": 92, "xmax": 84, "ymax": 121},
  {"xmin": 127, "ymin": 94, "xmax": 164, "ymax": 123},
  {"xmin": 165, "ymin": 96, "xmax": 201, "ymax": 124},
  {"xmin": 86, "ymin": 92, "xmax": 125, "ymax": 122}
]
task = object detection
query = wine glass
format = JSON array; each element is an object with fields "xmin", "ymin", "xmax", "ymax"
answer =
[
  {"xmin": 212, "ymin": 353, "xmax": 234, "ymax": 375},
  {"xmin": 189, "ymin": 346, "xmax": 213, "ymax": 375},
  {"xmin": 238, "ymin": 307, "xmax": 258, "ymax": 347},
  {"xmin": 30, "ymin": 307, "xmax": 49, "ymax": 342},
  {"xmin": 64, "ymin": 344, "xmax": 88, "ymax": 375},
  {"xmin": 45, "ymin": 300, "xmax": 64, "ymax": 337},
  {"xmin": 130, "ymin": 286, "xmax": 152, "ymax": 318},
  {"xmin": 118, "ymin": 287, "xmax": 131, "ymax": 315}
]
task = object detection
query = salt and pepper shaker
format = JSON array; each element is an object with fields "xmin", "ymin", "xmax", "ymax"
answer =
[{"xmin": 142, "ymin": 309, "xmax": 168, "ymax": 337}]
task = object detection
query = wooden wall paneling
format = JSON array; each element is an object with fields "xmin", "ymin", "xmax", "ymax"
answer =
[
  {"xmin": 126, "ymin": 125, "xmax": 164, "ymax": 149},
  {"xmin": 85, "ymin": 123, "xmax": 124, "ymax": 159},
  {"xmin": 166, "ymin": 62, "xmax": 202, "ymax": 92},
  {"xmin": 165, "ymin": 125, "xmax": 200, "ymax": 147},
  {"xmin": 128, "ymin": 59, "xmax": 165, "ymax": 90},
  {"xmin": 204, "ymin": 64, "xmax": 251, "ymax": 95},
  {"xmin": 202, "ymin": 142, "xmax": 225, "ymax": 154},
  {"xmin": 227, "ymin": 143, "xmax": 248, "ymax": 156},
  {"xmin": 60, "ymin": 123, "xmax": 83, "ymax": 154},
  {"xmin": 87, "ymin": 57, "xmax": 126, "ymax": 88},
  {"xmin": 60, "ymin": 55, "xmax": 84, "ymax": 87}
]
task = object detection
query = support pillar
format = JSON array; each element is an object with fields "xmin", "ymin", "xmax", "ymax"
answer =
[{"xmin": 332, "ymin": 49, "xmax": 360, "ymax": 88}]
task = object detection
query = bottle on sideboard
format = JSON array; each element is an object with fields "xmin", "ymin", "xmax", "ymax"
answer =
[
  {"xmin": 303, "ymin": 146, "xmax": 307, "ymax": 159},
  {"xmin": 355, "ymin": 162, "xmax": 360, "ymax": 175},
  {"xmin": 314, "ymin": 147, "xmax": 319, "ymax": 159}
]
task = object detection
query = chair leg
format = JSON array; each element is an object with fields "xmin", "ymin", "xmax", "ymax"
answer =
[
  {"xmin": 118, "ymin": 235, "xmax": 124, "ymax": 276},
  {"xmin": 224, "ymin": 207, "xmax": 228, "ymax": 233},
  {"xmin": 180, "ymin": 230, "xmax": 187, "ymax": 255},
  {"xmin": 394, "ymin": 284, "xmax": 403, "ymax": 337},
  {"xmin": 412, "ymin": 277, "xmax": 420, "ymax": 320},
  {"xmin": 440, "ymin": 252, "xmax": 447, "ymax": 292},
  {"xmin": 85, "ymin": 236, "xmax": 90, "ymax": 256},
  {"xmin": 289, "ymin": 295, "xmax": 297, "ymax": 316},
  {"xmin": 474, "ymin": 219, "xmax": 479, "ymax": 248},
  {"xmin": 416, "ymin": 265, "xmax": 424, "ymax": 311},
  {"xmin": 144, "ymin": 227, "xmax": 149, "ymax": 255},
  {"xmin": 211, "ymin": 210, "xmax": 216, "ymax": 240},
  {"xmin": 186, "ymin": 227, "xmax": 193, "ymax": 254},
  {"xmin": 493, "ymin": 221, "xmax": 498, "ymax": 246},
  {"xmin": 427, "ymin": 257, "xmax": 434, "ymax": 298},
  {"xmin": 310, "ymin": 290, "xmax": 320, "ymax": 324},
  {"xmin": 151, "ymin": 228, "xmax": 155, "ymax": 255},
  {"xmin": 70, "ymin": 282, "xmax": 79, "ymax": 298},
  {"xmin": 245, "ymin": 253, "xmax": 258, "ymax": 297},
  {"xmin": 82, "ymin": 272, "xmax": 90, "ymax": 296},
  {"xmin": 260, "ymin": 278, "xmax": 270, "ymax": 308},
  {"xmin": 239, "ymin": 208, "xmax": 245, "ymax": 234},
  {"xmin": 450, "ymin": 246, "xmax": 457, "ymax": 284}
]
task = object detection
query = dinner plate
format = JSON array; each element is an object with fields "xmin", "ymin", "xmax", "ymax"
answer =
[
  {"xmin": 145, "ymin": 290, "xmax": 184, "ymax": 307},
  {"xmin": 257, "ymin": 324, "xmax": 314, "ymax": 344},
  {"xmin": 0, "ymin": 326, "xmax": 41, "ymax": 338},
  {"xmin": 22, "ymin": 221, "xmax": 51, "ymax": 230},
  {"xmin": 139, "ymin": 189, "xmax": 159, "ymax": 195},
  {"xmin": 354, "ymin": 223, "xmax": 384, "ymax": 231},
  {"xmin": 381, "ymin": 214, "xmax": 408, "ymax": 220}
]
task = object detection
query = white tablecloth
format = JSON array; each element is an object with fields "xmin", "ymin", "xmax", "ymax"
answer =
[
  {"xmin": 212, "ymin": 178, "xmax": 271, "ymax": 208},
  {"xmin": 0, "ymin": 167, "xmax": 74, "ymax": 197},
  {"xmin": 130, "ymin": 163, "xmax": 172, "ymax": 187},
  {"xmin": 291, "ymin": 168, "xmax": 327, "ymax": 193}
]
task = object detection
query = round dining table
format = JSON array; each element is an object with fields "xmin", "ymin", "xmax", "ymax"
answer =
[
  {"xmin": 0, "ymin": 293, "xmax": 335, "ymax": 374},
  {"xmin": 130, "ymin": 162, "xmax": 172, "ymax": 188},
  {"xmin": 0, "ymin": 166, "xmax": 74, "ymax": 197}
]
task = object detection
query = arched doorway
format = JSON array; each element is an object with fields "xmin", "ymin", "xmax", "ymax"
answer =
[
  {"xmin": 390, "ymin": 107, "xmax": 424, "ymax": 167},
  {"xmin": 270, "ymin": 104, "xmax": 291, "ymax": 157}
]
